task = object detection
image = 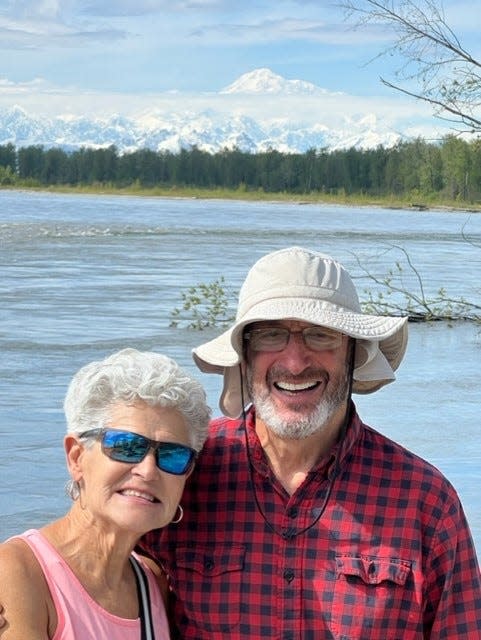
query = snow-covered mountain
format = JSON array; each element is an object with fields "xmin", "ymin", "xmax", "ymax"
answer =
[
  {"xmin": 0, "ymin": 69, "xmax": 403, "ymax": 154},
  {"xmin": 220, "ymin": 67, "xmax": 326, "ymax": 96}
]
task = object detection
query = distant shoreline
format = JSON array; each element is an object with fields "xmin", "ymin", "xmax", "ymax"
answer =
[{"xmin": 2, "ymin": 185, "xmax": 481, "ymax": 214}]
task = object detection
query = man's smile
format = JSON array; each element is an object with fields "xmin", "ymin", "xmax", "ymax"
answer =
[{"xmin": 274, "ymin": 380, "xmax": 321, "ymax": 393}]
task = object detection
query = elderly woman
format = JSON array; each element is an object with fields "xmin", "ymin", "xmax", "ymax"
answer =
[{"xmin": 0, "ymin": 348, "xmax": 210, "ymax": 639}]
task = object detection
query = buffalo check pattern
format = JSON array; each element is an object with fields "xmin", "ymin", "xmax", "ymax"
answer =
[{"xmin": 143, "ymin": 405, "xmax": 481, "ymax": 639}]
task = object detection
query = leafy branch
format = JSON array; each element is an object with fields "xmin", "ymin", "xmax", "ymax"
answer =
[
  {"xmin": 169, "ymin": 276, "xmax": 235, "ymax": 330},
  {"xmin": 170, "ymin": 247, "xmax": 480, "ymax": 329}
]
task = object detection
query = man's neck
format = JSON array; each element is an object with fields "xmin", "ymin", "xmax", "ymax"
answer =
[{"xmin": 255, "ymin": 407, "xmax": 347, "ymax": 495}]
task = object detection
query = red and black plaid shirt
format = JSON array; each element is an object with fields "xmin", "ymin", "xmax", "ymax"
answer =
[{"xmin": 142, "ymin": 405, "xmax": 481, "ymax": 639}]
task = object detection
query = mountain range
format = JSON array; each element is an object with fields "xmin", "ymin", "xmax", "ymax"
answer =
[{"xmin": 0, "ymin": 68, "xmax": 406, "ymax": 154}]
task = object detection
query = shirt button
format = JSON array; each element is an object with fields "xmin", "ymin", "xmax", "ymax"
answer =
[
  {"xmin": 204, "ymin": 559, "xmax": 215, "ymax": 571},
  {"xmin": 287, "ymin": 507, "xmax": 298, "ymax": 518},
  {"xmin": 368, "ymin": 562, "xmax": 377, "ymax": 580},
  {"xmin": 283, "ymin": 569, "xmax": 295, "ymax": 583}
]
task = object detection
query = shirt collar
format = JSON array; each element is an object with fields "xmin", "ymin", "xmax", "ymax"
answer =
[{"xmin": 245, "ymin": 402, "xmax": 362, "ymax": 479}]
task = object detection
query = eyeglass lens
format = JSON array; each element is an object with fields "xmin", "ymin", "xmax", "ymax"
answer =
[
  {"xmin": 101, "ymin": 430, "xmax": 195, "ymax": 475},
  {"xmin": 246, "ymin": 327, "xmax": 342, "ymax": 352}
]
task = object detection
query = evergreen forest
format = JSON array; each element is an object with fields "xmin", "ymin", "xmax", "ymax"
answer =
[{"xmin": 1, "ymin": 135, "xmax": 481, "ymax": 204}]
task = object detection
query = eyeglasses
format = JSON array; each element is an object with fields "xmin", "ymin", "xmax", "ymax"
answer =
[
  {"xmin": 78, "ymin": 428, "xmax": 197, "ymax": 476},
  {"xmin": 244, "ymin": 326, "xmax": 344, "ymax": 352}
]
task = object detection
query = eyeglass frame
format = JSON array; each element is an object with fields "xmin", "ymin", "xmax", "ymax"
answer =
[
  {"xmin": 243, "ymin": 324, "xmax": 345, "ymax": 353},
  {"xmin": 78, "ymin": 427, "xmax": 197, "ymax": 476}
]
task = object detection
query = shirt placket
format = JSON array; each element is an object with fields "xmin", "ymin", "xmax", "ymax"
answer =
[
  {"xmin": 258, "ymin": 473, "xmax": 330, "ymax": 640},
  {"xmin": 277, "ymin": 504, "xmax": 304, "ymax": 640}
]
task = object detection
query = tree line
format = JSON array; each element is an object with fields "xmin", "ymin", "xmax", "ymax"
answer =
[{"xmin": 1, "ymin": 136, "xmax": 481, "ymax": 202}]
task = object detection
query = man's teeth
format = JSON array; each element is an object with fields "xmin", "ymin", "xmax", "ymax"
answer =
[
  {"xmin": 121, "ymin": 489, "xmax": 155, "ymax": 502},
  {"xmin": 276, "ymin": 380, "xmax": 318, "ymax": 392}
]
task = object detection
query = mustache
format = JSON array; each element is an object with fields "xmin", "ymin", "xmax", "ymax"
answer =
[{"xmin": 267, "ymin": 366, "xmax": 328, "ymax": 384}]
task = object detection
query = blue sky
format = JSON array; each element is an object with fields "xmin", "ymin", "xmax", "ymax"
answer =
[{"xmin": 0, "ymin": 0, "xmax": 480, "ymax": 136}]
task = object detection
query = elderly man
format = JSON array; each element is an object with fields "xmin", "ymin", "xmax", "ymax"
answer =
[{"xmin": 146, "ymin": 246, "xmax": 481, "ymax": 639}]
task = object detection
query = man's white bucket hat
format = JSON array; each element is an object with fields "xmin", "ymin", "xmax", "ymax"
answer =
[{"xmin": 193, "ymin": 246, "xmax": 408, "ymax": 418}]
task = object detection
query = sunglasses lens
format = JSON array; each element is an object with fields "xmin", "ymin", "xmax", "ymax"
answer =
[
  {"xmin": 157, "ymin": 443, "xmax": 195, "ymax": 475},
  {"xmin": 102, "ymin": 430, "xmax": 148, "ymax": 463},
  {"xmin": 100, "ymin": 430, "xmax": 195, "ymax": 475}
]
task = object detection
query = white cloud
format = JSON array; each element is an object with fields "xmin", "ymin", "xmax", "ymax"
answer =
[
  {"xmin": 0, "ymin": 67, "xmax": 446, "ymax": 144},
  {"xmin": 192, "ymin": 17, "xmax": 360, "ymax": 45},
  {"xmin": 4, "ymin": 0, "xmax": 64, "ymax": 20},
  {"xmin": 0, "ymin": 2, "xmax": 127, "ymax": 49},
  {"xmin": 0, "ymin": 0, "xmax": 476, "ymax": 138},
  {"xmin": 77, "ymin": 0, "xmax": 249, "ymax": 19}
]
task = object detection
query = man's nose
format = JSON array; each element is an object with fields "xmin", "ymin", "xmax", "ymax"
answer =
[{"xmin": 277, "ymin": 332, "xmax": 313, "ymax": 370}]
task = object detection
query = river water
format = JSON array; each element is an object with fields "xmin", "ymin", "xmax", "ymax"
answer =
[{"xmin": 1, "ymin": 190, "xmax": 480, "ymax": 553}]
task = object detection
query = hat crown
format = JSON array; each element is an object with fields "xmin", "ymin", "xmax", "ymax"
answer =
[{"xmin": 237, "ymin": 247, "xmax": 360, "ymax": 320}]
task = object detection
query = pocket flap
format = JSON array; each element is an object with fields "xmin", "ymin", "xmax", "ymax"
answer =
[
  {"xmin": 176, "ymin": 545, "xmax": 245, "ymax": 578},
  {"xmin": 336, "ymin": 554, "xmax": 411, "ymax": 586}
]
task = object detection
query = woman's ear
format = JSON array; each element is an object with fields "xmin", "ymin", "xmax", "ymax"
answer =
[{"xmin": 64, "ymin": 435, "xmax": 85, "ymax": 482}]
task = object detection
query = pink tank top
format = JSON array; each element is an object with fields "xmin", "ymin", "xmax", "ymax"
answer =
[{"xmin": 14, "ymin": 529, "xmax": 170, "ymax": 640}]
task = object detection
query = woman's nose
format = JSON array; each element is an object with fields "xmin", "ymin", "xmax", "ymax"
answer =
[{"xmin": 131, "ymin": 451, "xmax": 158, "ymax": 479}]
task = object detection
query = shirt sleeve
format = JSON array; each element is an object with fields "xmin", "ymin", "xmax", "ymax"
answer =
[{"xmin": 424, "ymin": 497, "xmax": 481, "ymax": 638}]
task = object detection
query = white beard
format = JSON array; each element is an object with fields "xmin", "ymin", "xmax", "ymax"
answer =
[{"xmin": 248, "ymin": 369, "xmax": 349, "ymax": 440}]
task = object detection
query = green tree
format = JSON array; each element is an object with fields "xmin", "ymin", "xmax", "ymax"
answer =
[
  {"xmin": 70, "ymin": 148, "xmax": 97, "ymax": 184},
  {"xmin": 0, "ymin": 165, "xmax": 16, "ymax": 185},
  {"xmin": 41, "ymin": 148, "xmax": 70, "ymax": 184},
  {"xmin": 0, "ymin": 143, "xmax": 16, "ymax": 171},
  {"xmin": 91, "ymin": 146, "xmax": 118, "ymax": 183},
  {"xmin": 440, "ymin": 135, "xmax": 471, "ymax": 199},
  {"xmin": 384, "ymin": 145, "xmax": 403, "ymax": 195},
  {"xmin": 468, "ymin": 139, "xmax": 481, "ymax": 200},
  {"xmin": 366, "ymin": 146, "xmax": 389, "ymax": 196},
  {"xmin": 17, "ymin": 146, "xmax": 44, "ymax": 181}
]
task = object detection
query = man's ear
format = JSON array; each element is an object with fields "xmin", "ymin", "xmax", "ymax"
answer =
[{"xmin": 64, "ymin": 435, "xmax": 85, "ymax": 482}]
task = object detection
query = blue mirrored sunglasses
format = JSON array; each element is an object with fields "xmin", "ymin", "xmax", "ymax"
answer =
[{"xmin": 79, "ymin": 428, "xmax": 197, "ymax": 476}]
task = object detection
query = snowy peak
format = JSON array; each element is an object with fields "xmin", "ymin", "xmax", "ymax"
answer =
[
  {"xmin": 0, "ymin": 69, "xmax": 405, "ymax": 154},
  {"xmin": 221, "ymin": 68, "xmax": 322, "ymax": 95}
]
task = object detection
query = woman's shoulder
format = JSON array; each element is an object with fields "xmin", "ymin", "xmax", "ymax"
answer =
[
  {"xmin": 0, "ymin": 533, "xmax": 53, "ymax": 638},
  {"xmin": 1, "ymin": 529, "xmax": 57, "ymax": 577},
  {"xmin": 0, "ymin": 532, "xmax": 42, "ymax": 571}
]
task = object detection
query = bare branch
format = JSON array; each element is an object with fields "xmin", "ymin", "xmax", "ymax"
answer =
[
  {"xmin": 380, "ymin": 78, "xmax": 481, "ymax": 130},
  {"xmin": 461, "ymin": 215, "xmax": 481, "ymax": 249},
  {"xmin": 340, "ymin": 0, "xmax": 481, "ymax": 133},
  {"xmin": 350, "ymin": 245, "xmax": 481, "ymax": 322}
]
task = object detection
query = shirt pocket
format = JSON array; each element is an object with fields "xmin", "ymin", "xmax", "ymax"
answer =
[
  {"xmin": 332, "ymin": 553, "xmax": 415, "ymax": 640},
  {"xmin": 172, "ymin": 544, "xmax": 245, "ymax": 633}
]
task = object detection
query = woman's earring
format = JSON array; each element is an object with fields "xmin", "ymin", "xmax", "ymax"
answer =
[
  {"xmin": 171, "ymin": 504, "xmax": 184, "ymax": 524},
  {"xmin": 65, "ymin": 479, "xmax": 80, "ymax": 501}
]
